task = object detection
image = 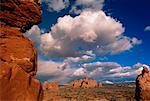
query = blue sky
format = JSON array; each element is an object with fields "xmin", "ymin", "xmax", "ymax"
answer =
[
  {"xmin": 104, "ymin": 0, "xmax": 150, "ymax": 65},
  {"xmin": 25, "ymin": 0, "xmax": 150, "ymax": 84}
]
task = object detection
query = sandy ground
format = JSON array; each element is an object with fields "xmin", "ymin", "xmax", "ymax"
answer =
[{"xmin": 43, "ymin": 83, "xmax": 136, "ymax": 101}]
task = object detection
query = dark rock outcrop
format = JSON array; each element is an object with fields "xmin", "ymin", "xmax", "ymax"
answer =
[
  {"xmin": 135, "ymin": 66, "xmax": 150, "ymax": 101},
  {"xmin": 0, "ymin": 0, "xmax": 43, "ymax": 100}
]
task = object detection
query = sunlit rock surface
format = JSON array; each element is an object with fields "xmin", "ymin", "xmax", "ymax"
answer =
[
  {"xmin": 135, "ymin": 66, "xmax": 150, "ymax": 101},
  {"xmin": 0, "ymin": 0, "xmax": 43, "ymax": 100},
  {"xmin": 71, "ymin": 77, "xmax": 100, "ymax": 88}
]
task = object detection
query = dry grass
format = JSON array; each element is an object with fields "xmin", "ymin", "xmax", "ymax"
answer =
[{"xmin": 43, "ymin": 83, "xmax": 136, "ymax": 101}]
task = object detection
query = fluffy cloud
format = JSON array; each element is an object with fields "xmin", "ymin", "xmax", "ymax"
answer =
[
  {"xmin": 66, "ymin": 55, "xmax": 94, "ymax": 62},
  {"xmin": 103, "ymin": 80, "xmax": 114, "ymax": 84},
  {"xmin": 70, "ymin": 0, "xmax": 105, "ymax": 14},
  {"xmin": 83, "ymin": 62, "xmax": 149, "ymax": 79},
  {"xmin": 31, "ymin": 10, "xmax": 140, "ymax": 58},
  {"xmin": 73, "ymin": 61, "xmax": 144, "ymax": 79},
  {"xmin": 42, "ymin": 0, "xmax": 69, "ymax": 12},
  {"xmin": 36, "ymin": 60, "xmax": 74, "ymax": 83},
  {"xmin": 73, "ymin": 67, "xmax": 87, "ymax": 76},
  {"xmin": 144, "ymin": 26, "xmax": 150, "ymax": 31},
  {"xmin": 85, "ymin": 50, "xmax": 96, "ymax": 57},
  {"xmin": 82, "ymin": 62, "xmax": 122, "ymax": 78},
  {"xmin": 37, "ymin": 59, "xmax": 149, "ymax": 83},
  {"xmin": 24, "ymin": 0, "xmax": 144, "ymax": 84},
  {"xmin": 83, "ymin": 62, "xmax": 121, "ymax": 71},
  {"xmin": 24, "ymin": 25, "xmax": 41, "ymax": 47},
  {"xmin": 25, "ymin": 11, "xmax": 141, "ymax": 58}
]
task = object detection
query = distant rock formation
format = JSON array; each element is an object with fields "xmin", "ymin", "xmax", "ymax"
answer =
[
  {"xmin": 43, "ymin": 81, "xmax": 59, "ymax": 91},
  {"xmin": 0, "ymin": 0, "xmax": 43, "ymax": 100},
  {"xmin": 71, "ymin": 77, "xmax": 101, "ymax": 88},
  {"xmin": 135, "ymin": 66, "xmax": 150, "ymax": 101}
]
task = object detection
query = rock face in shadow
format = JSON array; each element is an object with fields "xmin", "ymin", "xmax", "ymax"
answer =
[
  {"xmin": 0, "ymin": 0, "xmax": 41, "ymax": 32},
  {"xmin": 71, "ymin": 77, "xmax": 100, "ymax": 88},
  {"xmin": 0, "ymin": 0, "xmax": 43, "ymax": 100},
  {"xmin": 135, "ymin": 66, "xmax": 150, "ymax": 101},
  {"xmin": 43, "ymin": 81, "xmax": 59, "ymax": 91}
]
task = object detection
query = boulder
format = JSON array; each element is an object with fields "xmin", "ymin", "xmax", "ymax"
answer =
[
  {"xmin": 0, "ymin": 0, "xmax": 43, "ymax": 100},
  {"xmin": 135, "ymin": 66, "xmax": 150, "ymax": 101}
]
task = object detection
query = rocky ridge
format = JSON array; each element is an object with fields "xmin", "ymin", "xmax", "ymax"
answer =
[{"xmin": 0, "ymin": 0, "xmax": 43, "ymax": 100}]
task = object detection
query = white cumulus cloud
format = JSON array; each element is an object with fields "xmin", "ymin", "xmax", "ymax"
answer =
[
  {"xmin": 84, "ymin": 62, "xmax": 149, "ymax": 79},
  {"xmin": 42, "ymin": 0, "xmax": 69, "ymax": 12},
  {"xmin": 33, "ymin": 10, "xmax": 141, "ymax": 58},
  {"xmin": 24, "ymin": 25, "xmax": 41, "ymax": 46},
  {"xmin": 66, "ymin": 55, "xmax": 94, "ymax": 62},
  {"xmin": 73, "ymin": 67, "xmax": 87, "ymax": 76},
  {"xmin": 36, "ymin": 59, "xmax": 74, "ymax": 83},
  {"xmin": 36, "ymin": 59, "xmax": 149, "ymax": 83},
  {"xmin": 144, "ymin": 26, "xmax": 150, "ymax": 31},
  {"xmin": 70, "ymin": 0, "xmax": 105, "ymax": 14}
]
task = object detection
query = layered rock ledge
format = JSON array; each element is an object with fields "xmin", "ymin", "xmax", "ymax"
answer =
[{"xmin": 0, "ymin": 0, "xmax": 43, "ymax": 100}]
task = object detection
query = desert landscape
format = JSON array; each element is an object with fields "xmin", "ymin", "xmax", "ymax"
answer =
[
  {"xmin": 43, "ymin": 82, "xmax": 136, "ymax": 101},
  {"xmin": 42, "ymin": 77, "xmax": 136, "ymax": 101},
  {"xmin": 42, "ymin": 66, "xmax": 150, "ymax": 101},
  {"xmin": 0, "ymin": 0, "xmax": 150, "ymax": 101},
  {"xmin": 41, "ymin": 66, "xmax": 150, "ymax": 101}
]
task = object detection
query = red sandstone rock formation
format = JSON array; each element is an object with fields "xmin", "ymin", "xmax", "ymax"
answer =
[
  {"xmin": 135, "ymin": 66, "xmax": 150, "ymax": 101},
  {"xmin": 48, "ymin": 81, "xmax": 59, "ymax": 91},
  {"xmin": 43, "ymin": 81, "xmax": 59, "ymax": 91},
  {"xmin": 0, "ymin": 0, "xmax": 41, "ymax": 32},
  {"xmin": 71, "ymin": 77, "xmax": 100, "ymax": 88},
  {"xmin": 0, "ymin": 0, "xmax": 43, "ymax": 100}
]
